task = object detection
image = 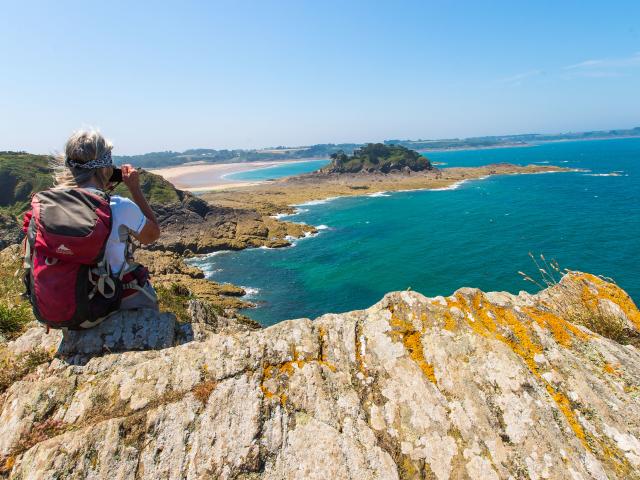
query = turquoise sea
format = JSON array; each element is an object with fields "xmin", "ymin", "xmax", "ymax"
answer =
[
  {"xmin": 225, "ymin": 159, "xmax": 329, "ymax": 181},
  {"xmin": 192, "ymin": 138, "xmax": 640, "ymax": 326}
]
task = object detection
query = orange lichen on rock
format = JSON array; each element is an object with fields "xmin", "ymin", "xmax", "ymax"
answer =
[
  {"xmin": 448, "ymin": 292, "xmax": 542, "ymax": 373},
  {"xmin": 260, "ymin": 346, "xmax": 336, "ymax": 406},
  {"xmin": 571, "ymin": 272, "xmax": 640, "ymax": 330},
  {"xmin": 545, "ymin": 385, "xmax": 588, "ymax": 446},
  {"xmin": 444, "ymin": 291, "xmax": 596, "ymax": 449},
  {"xmin": 387, "ymin": 305, "xmax": 437, "ymax": 384},
  {"xmin": 603, "ymin": 363, "xmax": 620, "ymax": 376},
  {"xmin": 523, "ymin": 306, "xmax": 591, "ymax": 347}
]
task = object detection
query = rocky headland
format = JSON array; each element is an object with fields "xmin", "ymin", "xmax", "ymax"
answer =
[
  {"xmin": 0, "ymin": 147, "xmax": 638, "ymax": 479},
  {"xmin": 1, "ymin": 265, "xmax": 639, "ymax": 479},
  {"xmin": 202, "ymin": 163, "xmax": 568, "ymax": 216}
]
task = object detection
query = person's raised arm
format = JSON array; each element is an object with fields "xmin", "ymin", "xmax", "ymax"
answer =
[{"xmin": 121, "ymin": 164, "xmax": 161, "ymax": 244}]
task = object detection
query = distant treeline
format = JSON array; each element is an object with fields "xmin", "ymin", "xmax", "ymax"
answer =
[
  {"xmin": 113, "ymin": 127, "xmax": 640, "ymax": 168},
  {"xmin": 114, "ymin": 144, "xmax": 361, "ymax": 168},
  {"xmin": 385, "ymin": 127, "xmax": 640, "ymax": 150}
]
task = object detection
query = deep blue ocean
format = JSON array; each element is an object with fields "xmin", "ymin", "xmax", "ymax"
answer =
[{"xmin": 191, "ymin": 138, "xmax": 640, "ymax": 326}]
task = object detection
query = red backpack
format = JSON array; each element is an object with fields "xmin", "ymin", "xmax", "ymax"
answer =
[{"xmin": 22, "ymin": 188, "xmax": 123, "ymax": 329}]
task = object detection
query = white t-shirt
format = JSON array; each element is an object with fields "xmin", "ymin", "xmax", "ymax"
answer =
[{"xmin": 106, "ymin": 195, "xmax": 146, "ymax": 274}]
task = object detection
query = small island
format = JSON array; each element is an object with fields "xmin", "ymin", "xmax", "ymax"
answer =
[{"xmin": 320, "ymin": 143, "xmax": 432, "ymax": 174}]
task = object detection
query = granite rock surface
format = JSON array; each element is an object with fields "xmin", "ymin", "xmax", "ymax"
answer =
[{"xmin": 1, "ymin": 272, "xmax": 639, "ymax": 479}]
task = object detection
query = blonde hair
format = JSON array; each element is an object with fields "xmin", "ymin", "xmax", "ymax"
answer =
[{"xmin": 53, "ymin": 129, "xmax": 114, "ymax": 189}]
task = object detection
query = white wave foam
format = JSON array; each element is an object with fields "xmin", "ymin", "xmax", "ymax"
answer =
[
  {"xmin": 429, "ymin": 179, "xmax": 469, "ymax": 191},
  {"xmin": 315, "ymin": 224, "xmax": 329, "ymax": 230},
  {"xmin": 294, "ymin": 196, "xmax": 341, "ymax": 207},
  {"xmin": 197, "ymin": 250, "xmax": 231, "ymax": 259},
  {"xmin": 271, "ymin": 207, "xmax": 309, "ymax": 219},
  {"xmin": 583, "ymin": 172, "xmax": 623, "ymax": 177},
  {"xmin": 534, "ymin": 161, "xmax": 550, "ymax": 164},
  {"xmin": 241, "ymin": 286, "xmax": 260, "ymax": 298},
  {"xmin": 367, "ymin": 191, "xmax": 391, "ymax": 197}
]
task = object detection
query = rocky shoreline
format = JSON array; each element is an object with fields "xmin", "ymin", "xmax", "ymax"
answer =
[
  {"xmin": 201, "ymin": 163, "xmax": 569, "ymax": 216},
  {"xmin": 148, "ymin": 163, "xmax": 570, "ymax": 319}
]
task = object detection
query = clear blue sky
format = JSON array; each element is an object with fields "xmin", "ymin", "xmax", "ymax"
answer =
[{"xmin": 2, "ymin": 1, "xmax": 639, "ymax": 154}]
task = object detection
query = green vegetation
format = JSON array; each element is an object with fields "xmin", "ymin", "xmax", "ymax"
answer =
[
  {"xmin": 0, "ymin": 151, "xmax": 183, "ymax": 216},
  {"xmin": 0, "ymin": 247, "xmax": 33, "ymax": 339},
  {"xmin": 321, "ymin": 143, "xmax": 431, "ymax": 174},
  {"xmin": 0, "ymin": 152, "xmax": 54, "ymax": 216},
  {"xmin": 113, "ymin": 143, "xmax": 361, "ymax": 169},
  {"xmin": 155, "ymin": 283, "xmax": 194, "ymax": 323},
  {"xmin": 113, "ymin": 169, "xmax": 182, "ymax": 205},
  {"xmin": 111, "ymin": 126, "xmax": 640, "ymax": 169}
]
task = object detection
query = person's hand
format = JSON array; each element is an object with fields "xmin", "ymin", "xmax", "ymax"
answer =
[{"xmin": 121, "ymin": 164, "xmax": 141, "ymax": 191}]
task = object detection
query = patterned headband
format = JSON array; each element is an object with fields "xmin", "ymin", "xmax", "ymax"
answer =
[{"xmin": 66, "ymin": 150, "xmax": 113, "ymax": 169}]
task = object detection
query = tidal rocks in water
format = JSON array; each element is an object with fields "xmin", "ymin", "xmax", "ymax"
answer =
[
  {"xmin": 1, "ymin": 272, "xmax": 639, "ymax": 478},
  {"xmin": 134, "ymin": 249, "xmax": 250, "ymax": 310},
  {"xmin": 149, "ymin": 193, "xmax": 314, "ymax": 255}
]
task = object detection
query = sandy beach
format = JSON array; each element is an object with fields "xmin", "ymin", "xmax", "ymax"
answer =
[{"xmin": 150, "ymin": 159, "xmax": 319, "ymax": 192}]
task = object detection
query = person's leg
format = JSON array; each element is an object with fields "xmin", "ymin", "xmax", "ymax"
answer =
[{"xmin": 119, "ymin": 282, "xmax": 159, "ymax": 311}]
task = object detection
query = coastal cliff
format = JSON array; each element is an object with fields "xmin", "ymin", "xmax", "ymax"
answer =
[{"xmin": 1, "ymin": 268, "xmax": 639, "ymax": 479}]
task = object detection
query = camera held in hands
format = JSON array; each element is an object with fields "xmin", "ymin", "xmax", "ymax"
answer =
[{"xmin": 109, "ymin": 167, "xmax": 123, "ymax": 183}]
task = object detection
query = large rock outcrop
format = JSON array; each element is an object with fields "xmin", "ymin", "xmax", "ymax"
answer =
[
  {"xmin": 1, "ymin": 273, "xmax": 639, "ymax": 479},
  {"xmin": 150, "ymin": 194, "xmax": 314, "ymax": 255}
]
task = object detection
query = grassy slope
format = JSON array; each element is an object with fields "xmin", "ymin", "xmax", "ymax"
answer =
[
  {"xmin": 0, "ymin": 152, "xmax": 181, "ymax": 215},
  {"xmin": 0, "ymin": 153, "xmax": 54, "ymax": 216}
]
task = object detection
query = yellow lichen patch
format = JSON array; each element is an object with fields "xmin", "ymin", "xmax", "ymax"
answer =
[
  {"xmin": 354, "ymin": 322, "xmax": 366, "ymax": 374},
  {"xmin": 572, "ymin": 273, "xmax": 640, "ymax": 330},
  {"xmin": 387, "ymin": 305, "xmax": 437, "ymax": 384},
  {"xmin": 523, "ymin": 306, "xmax": 591, "ymax": 347},
  {"xmin": 442, "ymin": 309, "xmax": 458, "ymax": 331},
  {"xmin": 546, "ymin": 384, "xmax": 587, "ymax": 446},
  {"xmin": 446, "ymin": 292, "xmax": 598, "ymax": 450},
  {"xmin": 450, "ymin": 292, "xmax": 542, "ymax": 373},
  {"xmin": 404, "ymin": 331, "xmax": 437, "ymax": 383},
  {"xmin": 599, "ymin": 441, "xmax": 638, "ymax": 479},
  {"xmin": 603, "ymin": 363, "xmax": 620, "ymax": 376},
  {"xmin": 260, "ymin": 354, "xmax": 336, "ymax": 407},
  {"xmin": 0, "ymin": 455, "xmax": 15, "ymax": 475}
]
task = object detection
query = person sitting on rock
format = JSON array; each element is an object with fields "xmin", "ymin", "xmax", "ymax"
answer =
[{"xmin": 42, "ymin": 129, "xmax": 162, "ymax": 320}]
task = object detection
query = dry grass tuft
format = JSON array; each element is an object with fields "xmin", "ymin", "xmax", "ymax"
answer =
[
  {"xmin": 15, "ymin": 418, "xmax": 70, "ymax": 453},
  {"xmin": 0, "ymin": 347, "xmax": 53, "ymax": 394},
  {"xmin": 520, "ymin": 253, "xmax": 636, "ymax": 345},
  {"xmin": 192, "ymin": 380, "xmax": 217, "ymax": 404}
]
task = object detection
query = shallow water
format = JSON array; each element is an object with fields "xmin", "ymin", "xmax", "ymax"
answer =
[
  {"xmin": 191, "ymin": 138, "xmax": 640, "ymax": 326},
  {"xmin": 224, "ymin": 159, "xmax": 330, "ymax": 181}
]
